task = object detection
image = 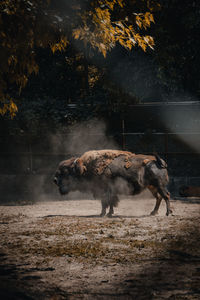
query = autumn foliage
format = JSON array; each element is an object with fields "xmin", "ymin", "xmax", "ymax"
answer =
[
  {"xmin": 0, "ymin": 0, "xmax": 156, "ymax": 117},
  {"xmin": 73, "ymin": 1, "xmax": 155, "ymax": 56}
]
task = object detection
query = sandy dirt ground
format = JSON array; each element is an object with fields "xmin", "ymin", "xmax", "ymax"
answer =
[{"xmin": 0, "ymin": 193, "xmax": 200, "ymax": 300}]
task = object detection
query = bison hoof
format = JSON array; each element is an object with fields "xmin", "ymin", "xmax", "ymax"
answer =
[
  {"xmin": 166, "ymin": 209, "xmax": 173, "ymax": 216},
  {"xmin": 106, "ymin": 213, "xmax": 113, "ymax": 218},
  {"xmin": 150, "ymin": 210, "xmax": 158, "ymax": 216},
  {"xmin": 100, "ymin": 213, "xmax": 106, "ymax": 217}
]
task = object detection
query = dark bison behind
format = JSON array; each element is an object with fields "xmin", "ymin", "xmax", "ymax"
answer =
[
  {"xmin": 54, "ymin": 150, "xmax": 172, "ymax": 217},
  {"xmin": 179, "ymin": 185, "xmax": 200, "ymax": 197}
]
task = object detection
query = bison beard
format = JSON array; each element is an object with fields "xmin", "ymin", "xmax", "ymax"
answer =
[{"xmin": 54, "ymin": 150, "xmax": 172, "ymax": 217}]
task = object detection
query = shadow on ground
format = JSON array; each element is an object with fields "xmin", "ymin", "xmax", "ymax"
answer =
[{"xmin": 0, "ymin": 218, "xmax": 200, "ymax": 300}]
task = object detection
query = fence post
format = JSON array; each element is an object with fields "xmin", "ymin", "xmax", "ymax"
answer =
[
  {"xmin": 121, "ymin": 119, "xmax": 126, "ymax": 150},
  {"xmin": 165, "ymin": 132, "xmax": 169, "ymax": 162},
  {"xmin": 28, "ymin": 135, "xmax": 33, "ymax": 173}
]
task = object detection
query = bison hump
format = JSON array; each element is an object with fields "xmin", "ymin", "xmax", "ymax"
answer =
[{"xmin": 78, "ymin": 150, "xmax": 136, "ymax": 176}]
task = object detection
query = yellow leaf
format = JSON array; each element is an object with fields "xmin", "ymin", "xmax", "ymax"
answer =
[
  {"xmin": 73, "ymin": 29, "xmax": 81, "ymax": 40},
  {"xmin": 117, "ymin": 0, "xmax": 124, "ymax": 8},
  {"xmin": 126, "ymin": 40, "xmax": 132, "ymax": 50}
]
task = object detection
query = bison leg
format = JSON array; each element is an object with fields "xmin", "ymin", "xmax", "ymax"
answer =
[
  {"xmin": 165, "ymin": 192, "xmax": 173, "ymax": 216},
  {"xmin": 150, "ymin": 195, "xmax": 162, "ymax": 215},
  {"xmin": 100, "ymin": 199, "xmax": 108, "ymax": 217},
  {"xmin": 107, "ymin": 204, "xmax": 114, "ymax": 217},
  {"xmin": 157, "ymin": 186, "xmax": 172, "ymax": 216},
  {"xmin": 100, "ymin": 192, "xmax": 109, "ymax": 217},
  {"xmin": 148, "ymin": 186, "xmax": 162, "ymax": 216},
  {"xmin": 106, "ymin": 194, "xmax": 119, "ymax": 217},
  {"xmin": 93, "ymin": 191, "xmax": 108, "ymax": 217},
  {"xmin": 100, "ymin": 191, "xmax": 119, "ymax": 217}
]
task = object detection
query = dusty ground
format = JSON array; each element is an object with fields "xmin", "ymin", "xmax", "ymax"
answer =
[{"xmin": 0, "ymin": 193, "xmax": 200, "ymax": 300}]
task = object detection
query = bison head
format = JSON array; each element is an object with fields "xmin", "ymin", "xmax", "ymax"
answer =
[{"xmin": 54, "ymin": 157, "xmax": 78, "ymax": 195}]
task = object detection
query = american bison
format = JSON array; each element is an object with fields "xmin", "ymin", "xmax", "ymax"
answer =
[{"xmin": 54, "ymin": 150, "xmax": 172, "ymax": 217}]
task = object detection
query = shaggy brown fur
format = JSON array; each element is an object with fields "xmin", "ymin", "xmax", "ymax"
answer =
[
  {"xmin": 54, "ymin": 150, "xmax": 172, "ymax": 216},
  {"xmin": 75, "ymin": 150, "xmax": 161, "ymax": 176},
  {"xmin": 75, "ymin": 149, "xmax": 136, "ymax": 175}
]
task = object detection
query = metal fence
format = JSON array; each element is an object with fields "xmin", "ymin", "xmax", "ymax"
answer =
[
  {"xmin": 0, "ymin": 131, "xmax": 200, "ymax": 176},
  {"xmin": 1, "ymin": 101, "xmax": 200, "ymax": 199}
]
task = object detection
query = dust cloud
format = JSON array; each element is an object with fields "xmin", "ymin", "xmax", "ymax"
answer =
[
  {"xmin": 48, "ymin": 121, "xmax": 155, "ymax": 206},
  {"xmin": 5, "ymin": 119, "xmax": 152, "ymax": 205},
  {"xmin": 50, "ymin": 119, "xmax": 119, "ymax": 156},
  {"xmin": 36, "ymin": 119, "xmax": 121, "ymax": 203}
]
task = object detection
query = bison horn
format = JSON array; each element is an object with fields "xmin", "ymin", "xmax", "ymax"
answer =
[
  {"xmin": 74, "ymin": 158, "xmax": 87, "ymax": 175},
  {"xmin": 53, "ymin": 177, "xmax": 58, "ymax": 184}
]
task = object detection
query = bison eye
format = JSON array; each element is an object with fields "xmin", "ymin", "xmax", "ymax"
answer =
[{"xmin": 61, "ymin": 167, "xmax": 69, "ymax": 176}]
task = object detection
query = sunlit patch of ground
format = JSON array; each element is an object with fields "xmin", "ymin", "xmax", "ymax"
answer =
[{"xmin": 0, "ymin": 197, "xmax": 200, "ymax": 299}]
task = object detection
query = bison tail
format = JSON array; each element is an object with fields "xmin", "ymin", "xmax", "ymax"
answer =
[{"xmin": 154, "ymin": 153, "xmax": 167, "ymax": 169}]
